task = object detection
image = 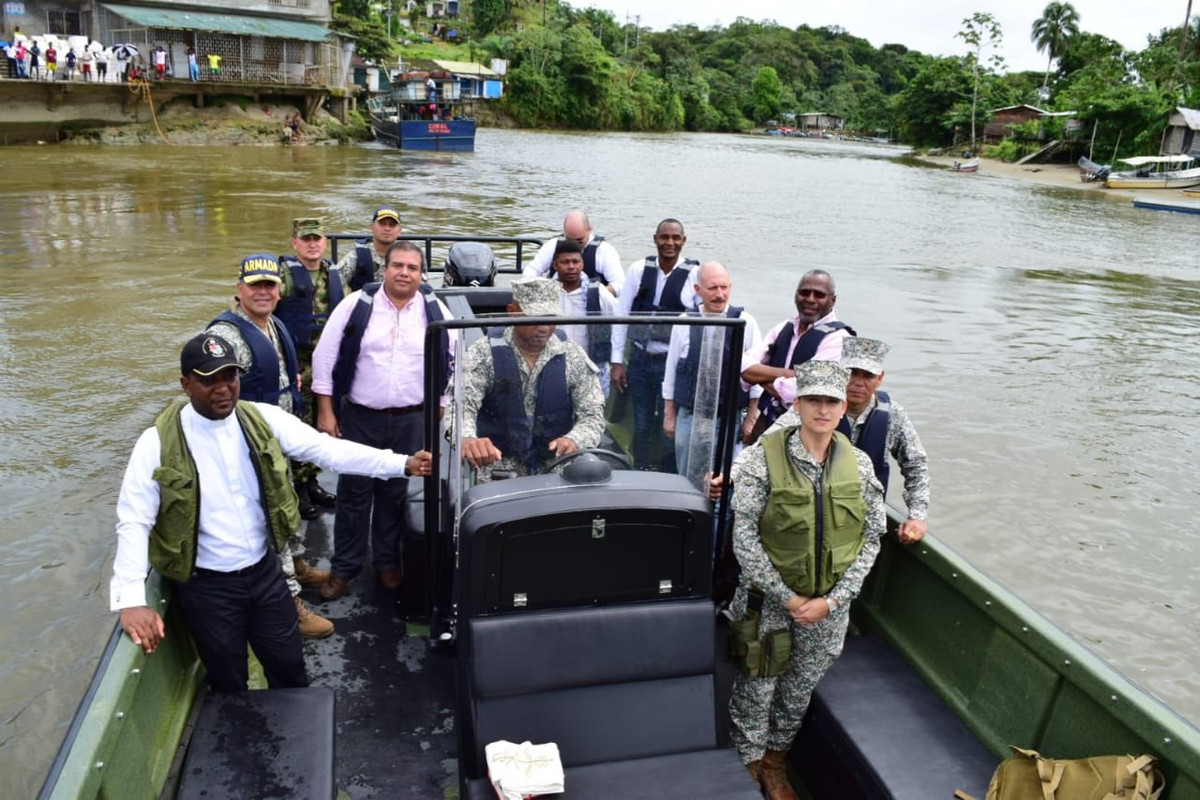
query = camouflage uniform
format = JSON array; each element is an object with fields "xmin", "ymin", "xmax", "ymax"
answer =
[
  {"xmin": 206, "ymin": 302, "xmax": 302, "ymax": 596},
  {"xmin": 458, "ymin": 328, "xmax": 606, "ymax": 480},
  {"xmin": 335, "ymin": 244, "xmax": 386, "ymax": 287},
  {"xmin": 727, "ymin": 427, "xmax": 885, "ymax": 764},
  {"xmin": 279, "ymin": 258, "xmax": 336, "ymax": 485},
  {"xmin": 771, "ymin": 395, "xmax": 929, "ymax": 521}
]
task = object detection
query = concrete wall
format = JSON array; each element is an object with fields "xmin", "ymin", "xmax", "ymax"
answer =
[{"xmin": 3, "ymin": 0, "xmax": 332, "ymax": 39}]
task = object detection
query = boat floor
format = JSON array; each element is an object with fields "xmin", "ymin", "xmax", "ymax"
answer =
[{"xmin": 295, "ymin": 478, "xmax": 739, "ymax": 799}]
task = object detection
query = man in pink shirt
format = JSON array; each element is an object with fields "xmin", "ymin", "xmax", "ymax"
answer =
[
  {"xmin": 311, "ymin": 240, "xmax": 453, "ymax": 600},
  {"xmin": 740, "ymin": 270, "xmax": 854, "ymax": 442}
]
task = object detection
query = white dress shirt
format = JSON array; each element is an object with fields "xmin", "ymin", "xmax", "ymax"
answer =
[
  {"xmin": 558, "ymin": 276, "xmax": 618, "ymax": 351},
  {"xmin": 110, "ymin": 401, "xmax": 414, "ymax": 610},
  {"xmin": 522, "ymin": 233, "xmax": 626, "ymax": 292},
  {"xmin": 662, "ymin": 308, "xmax": 764, "ymax": 400},
  {"xmin": 610, "ymin": 258, "xmax": 699, "ymax": 363}
]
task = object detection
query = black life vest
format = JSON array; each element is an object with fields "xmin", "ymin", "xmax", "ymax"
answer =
[
  {"xmin": 585, "ymin": 286, "xmax": 612, "ymax": 364},
  {"xmin": 274, "ymin": 255, "xmax": 344, "ymax": 349},
  {"xmin": 348, "ymin": 241, "xmax": 378, "ymax": 292},
  {"xmin": 210, "ymin": 310, "xmax": 302, "ymax": 412},
  {"xmin": 837, "ymin": 389, "xmax": 891, "ymax": 495},
  {"xmin": 330, "ymin": 283, "xmax": 449, "ymax": 410},
  {"xmin": 476, "ymin": 338, "xmax": 573, "ymax": 475},
  {"xmin": 630, "ymin": 256, "xmax": 698, "ymax": 345},
  {"xmin": 582, "ymin": 235, "xmax": 607, "ymax": 284},
  {"xmin": 673, "ymin": 306, "xmax": 748, "ymax": 411},
  {"xmin": 760, "ymin": 319, "xmax": 857, "ymax": 424}
]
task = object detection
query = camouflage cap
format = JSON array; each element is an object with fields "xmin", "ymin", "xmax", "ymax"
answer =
[
  {"xmin": 510, "ymin": 277, "xmax": 562, "ymax": 317},
  {"xmin": 238, "ymin": 253, "xmax": 282, "ymax": 284},
  {"xmin": 292, "ymin": 217, "xmax": 325, "ymax": 238},
  {"xmin": 841, "ymin": 336, "xmax": 890, "ymax": 376},
  {"xmin": 793, "ymin": 359, "xmax": 850, "ymax": 401}
]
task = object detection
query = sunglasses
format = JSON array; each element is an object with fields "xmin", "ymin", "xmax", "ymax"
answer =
[{"xmin": 797, "ymin": 289, "xmax": 829, "ymax": 300}]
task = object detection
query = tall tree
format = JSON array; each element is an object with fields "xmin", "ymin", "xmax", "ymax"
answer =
[
  {"xmin": 1031, "ymin": 2, "xmax": 1081, "ymax": 91},
  {"xmin": 956, "ymin": 12, "xmax": 1004, "ymax": 146}
]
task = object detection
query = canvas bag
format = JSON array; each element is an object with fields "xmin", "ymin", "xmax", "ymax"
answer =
[{"xmin": 957, "ymin": 746, "xmax": 1164, "ymax": 800}]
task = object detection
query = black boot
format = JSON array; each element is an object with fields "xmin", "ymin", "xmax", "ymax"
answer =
[
  {"xmin": 307, "ymin": 476, "xmax": 336, "ymax": 508},
  {"xmin": 294, "ymin": 479, "xmax": 318, "ymax": 520}
]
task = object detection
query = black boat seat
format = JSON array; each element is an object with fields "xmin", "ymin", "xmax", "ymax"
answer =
[
  {"xmin": 176, "ymin": 687, "xmax": 336, "ymax": 800},
  {"xmin": 463, "ymin": 748, "xmax": 762, "ymax": 799},
  {"xmin": 794, "ymin": 635, "xmax": 996, "ymax": 800}
]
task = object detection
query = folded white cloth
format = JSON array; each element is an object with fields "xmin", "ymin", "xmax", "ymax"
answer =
[{"xmin": 485, "ymin": 740, "xmax": 565, "ymax": 800}]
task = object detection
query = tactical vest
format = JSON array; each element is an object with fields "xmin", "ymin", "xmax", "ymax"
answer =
[
  {"xmin": 630, "ymin": 256, "xmax": 698, "ymax": 345},
  {"xmin": 673, "ymin": 306, "xmax": 748, "ymax": 411},
  {"xmin": 585, "ymin": 286, "xmax": 612, "ymax": 364},
  {"xmin": 331, "ymin": 282, "xmax": 449, "ymax": 409},
  {"xmin": 476, "ymin": 338, "xmax": 573, "ymax": 474},
  {"xmin": 210, "ymin": 310, "xmax": 303, "ymax": 412},
  {"xmin": 837, "ymin": 390, "xmax": 891, "ymax": 495},
  {"xmin": 275, "ymin": 255, "xmax": 345, "ymax": 349},
  {"xmin": 348, "ymin": 241, "xmax": 378, "ymax": 292},
  {"xmin": 759, "ymin": 428, "xmax": 867, "ymax": 597},
  {"xmin": 582, "ymin": 235, "xmax": 607, "ymax": 285},
  {"xmin": 148, "ymin": 398, "xmax": 299, "ymax": 583}
]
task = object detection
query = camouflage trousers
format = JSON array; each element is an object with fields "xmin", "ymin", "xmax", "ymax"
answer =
[
  {"xmin": 292, "ymin": 364, "xmax": 320, "ymax": 484},
  {"xmin": 727, "ymin": 582, "xmax": 850, "ymax": 763}
]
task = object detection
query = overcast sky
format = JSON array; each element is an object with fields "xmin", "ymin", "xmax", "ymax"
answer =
[{"xmin": 586, "ymin": 0, "xmax": 1192, "ymax": 73}]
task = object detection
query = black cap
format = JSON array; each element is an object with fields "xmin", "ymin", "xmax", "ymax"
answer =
[{"xmin": 180, "ymin": 333, "xmax": 241, "ymax": 377}]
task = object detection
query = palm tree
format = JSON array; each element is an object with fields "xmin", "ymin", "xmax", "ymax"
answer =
[{"xmin": 1031, "ymin": 1, "xmax": 1081, "ymax": 91}]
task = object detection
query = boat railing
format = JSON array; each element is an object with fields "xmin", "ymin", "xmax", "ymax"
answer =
[{"xmin": 327, "ymin": 234, "xmax": 543, "ymax": 275}]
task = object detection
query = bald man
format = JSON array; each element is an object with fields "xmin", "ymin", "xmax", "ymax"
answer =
[{"xmin": 522, "ymin": 209, "xmax": 625, "ymax": 295}]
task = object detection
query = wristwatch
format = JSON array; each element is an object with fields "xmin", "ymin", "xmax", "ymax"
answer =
[{"xmin": 826, "ymin": 596, "xmax": 838, "ymax": 613}]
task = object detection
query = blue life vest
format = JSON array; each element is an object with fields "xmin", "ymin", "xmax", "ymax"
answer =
[
  {"xmin": 760, "ymin": 319, "xmax": 857, "ymax": 424},
  {"xmin": 837, "ymin": 389, "xmax": 891, "ymax": 495},
  {"xmin": 630, "ymin": 256, "xmax": 698, "ymax": 345},
  {"xmin": 274, "ymin": 255, "xmax": 344, "ymax": 349},
  {"xmin": 673, "ymin": 306, "xmax": 749, "ymax": 411},
  {"xmin": 476, "ymin": 338, "xmax": 573, "ymax": 475},
  {"xmin": 210, "ymin": 310, "xmax": 302, "ymax": 412},
  {"xmin": 585, "ymin": 286, "xmax": 612, "ymax": 364},
  {"xmin": 331, "ymin": 283, "xmax": 449, "ymax": 410},
  {"xmin": 582, "ymin": 235, "xmax": 607, "ymax": 285},
  {"xmin": 347, "ymin": 241, "xmax": 377, "ymax": 292}
]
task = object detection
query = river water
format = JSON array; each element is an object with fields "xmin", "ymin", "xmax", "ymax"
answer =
[{"xmin": 3, "ymin": 131, "xmax": 1200, "ymax": 795}]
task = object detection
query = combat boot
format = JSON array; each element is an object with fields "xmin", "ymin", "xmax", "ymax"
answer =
[
  {"xmin": 745, "ymin": 759, "xmax": 763, "ymax": 791},
  {"xmin": 293, "ymin": 557, "xmax": 330, "ymax": 589},
  {"xmin": 760, "ymin": 750, "xmax": 798, "ymax": 800},
  {"xmin": 306, "ymin": 476, "xmax": 337, "ymax": 508},
  {"xmin": 295, "ymin": 596, "xmax": 334, "ymax": 639},
  {"xmin": 294, "ymin": 479, "xmax": 318, "ymax": 521}
]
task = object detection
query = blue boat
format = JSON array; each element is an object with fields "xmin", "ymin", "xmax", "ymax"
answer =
[
  {"xmin": 368, "ymin": 70, "xmax": 477, "ymax": 151},
  {"xmin": 1132, "ymin": 196, "xmax": 1200, "ymax": 214}
]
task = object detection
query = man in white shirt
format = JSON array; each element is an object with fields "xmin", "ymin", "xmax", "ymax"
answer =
[
  {"xmin": 522, "ymin": 210, "xmax": 624, "ymax": 295},
  {"xmin": 111, "ymin": 333, "xmax": 431, "ymax": 691},
  {"xmin": 662, "ymin": 261, "xmax": 762, "ymax": 477},
  {"xmin": 552, "ymin": 239, "xmax": 617, "ymax": 395}
]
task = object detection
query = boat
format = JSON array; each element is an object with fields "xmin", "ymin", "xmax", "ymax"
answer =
[
  {"xmin": 367, "ymin": 70, "xmax": 477, "ymax": 152},
  {"xmin": 952, "ymin": 157, "xmax": 980, "ymax": 173},
  {"xmin": 1132, "ymin": 196, "xmax": 1200, "ymax": 214},
  {"xmin": 1105, "ymin": 155, "xmax": 1200, "ymax": 189},
  {"xmin": 38, "ymin": 244, "xmax": 1200, "ymax": 799},
  {"xmin": 1078, "ymin": 155, "xmax": 1112, "ymax": 182}
]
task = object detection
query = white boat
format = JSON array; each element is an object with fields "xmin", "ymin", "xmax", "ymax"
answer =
[{"xmin": 1105, "ymin": 154, "xmax": 1200, "ymax": 189}]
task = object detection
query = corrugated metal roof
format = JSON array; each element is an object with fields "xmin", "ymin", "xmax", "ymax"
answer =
[
  {"xmin": 1174, "ymin": 106, "xmax": 1200, "ymax": 130},
  {"xmin": 102, "ymin": 4, "xmax": 331, "ymax": 41},
  {"xmin": 433, "ymin": 59, "xmax": 497, "ymax": 77}
]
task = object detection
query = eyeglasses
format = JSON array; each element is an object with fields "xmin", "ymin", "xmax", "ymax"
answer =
[{"xmin": 797, "ymin": 289, "xmax": 829, "ymax": 299}]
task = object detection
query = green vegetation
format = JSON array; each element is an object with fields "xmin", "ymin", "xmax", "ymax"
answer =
[{"xmin": 335, "ymin": 0, "xmax": 1200, "ymax": 156}]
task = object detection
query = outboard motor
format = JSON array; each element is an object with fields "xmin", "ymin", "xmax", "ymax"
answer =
[{"xmin": 444, "ymin": 242, "xmax": 497, "ymax": 287}]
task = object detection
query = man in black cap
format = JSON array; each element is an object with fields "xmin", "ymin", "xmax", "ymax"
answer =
[{"xmin": 109, "ymin": 333, "xmax": 431, "ymax": 691}]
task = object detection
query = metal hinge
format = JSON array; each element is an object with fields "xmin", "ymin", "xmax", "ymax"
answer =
[{"xmin": 513, "ymin": 593, "xmax": 527, "ymax": 608}]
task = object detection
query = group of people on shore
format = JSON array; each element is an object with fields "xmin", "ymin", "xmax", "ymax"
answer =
[
  {"xmin": 108, "ymin": 206, "xmax": 930, "ymax": 799},
  {"xmin": 3, "ymin": 30, "xmax": 215, "ymax": 83}
]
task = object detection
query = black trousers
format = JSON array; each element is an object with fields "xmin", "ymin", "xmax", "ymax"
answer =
[{"xmin": 172, "ymin": 553, "xmax": 308, "ymax": 691}]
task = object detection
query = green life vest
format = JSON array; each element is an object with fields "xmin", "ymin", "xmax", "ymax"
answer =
[
  {"xmin": 760, "ymin": 427, "xmax": 867, "ymax": 597},
  {"xmin": 148, "ymin": 398, "xmax": 300, "ymax": 583}
]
